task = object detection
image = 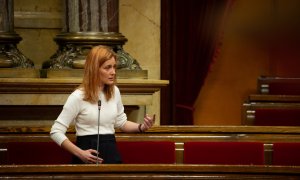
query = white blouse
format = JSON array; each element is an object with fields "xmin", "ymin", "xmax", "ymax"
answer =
[{"xmin": 50, "ymin": 86, "xmax": 127, "ymax": 146}]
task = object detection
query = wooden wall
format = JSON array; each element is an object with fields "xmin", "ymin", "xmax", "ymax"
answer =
[{"xmin": 194, "ymin": 0, "xmax": 300, "ymax": 125}]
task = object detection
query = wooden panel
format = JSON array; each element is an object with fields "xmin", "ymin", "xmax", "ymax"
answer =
[
  {"xmin": 0, "ymin": 105, "xmax": 62, "ymax": 120},
  {"xmin": 0, "ymin": 105, "xmax": 138, "ymax": 120}
]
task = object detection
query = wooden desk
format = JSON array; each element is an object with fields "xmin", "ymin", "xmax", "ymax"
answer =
[
  {"xmin": 0, "ymin": 164, "xmax": 299, "ymax": 179},
  {"xmin": 1, "ymin": 126, "xmax": 300, "ymax": 165}
]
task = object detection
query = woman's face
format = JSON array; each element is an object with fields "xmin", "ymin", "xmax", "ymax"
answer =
[{"xmin": 99, "ymin": 57, "xmax": 116, "ymax": 87}]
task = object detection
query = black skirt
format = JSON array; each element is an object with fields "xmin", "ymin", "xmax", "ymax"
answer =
[{"xmin": 72, "ymin": 134, "xmax": 122, "ymax": 164}]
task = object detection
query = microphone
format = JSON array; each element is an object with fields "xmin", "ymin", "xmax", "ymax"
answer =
[
  {"xmin": 96, "ymin": 100, "xmax": 101, "ymax": 164},
  {"xmin": 98, "ymin": 100, "xmax": 101, "ymax": 110}
]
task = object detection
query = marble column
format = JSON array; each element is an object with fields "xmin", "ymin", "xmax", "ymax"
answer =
[
  {"xmin": 0, "ymin": 0, "xmax": 33, "ymax": 68},
  {"xmin": 43, "ymin": 0, "xmax": 141, "ymax": 70}
]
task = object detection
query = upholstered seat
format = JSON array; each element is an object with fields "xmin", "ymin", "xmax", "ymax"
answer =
[
  {"xmin": 117, "ymin": 141, "xmax": 176, "ymax": 164},
  {"xmin": 272, "ymin": 142, "xmax": 300, "ymax": 166},
  {"xmin": 7, "ymin": 142, "xmax": 72, "ymax": 165},
  {"xmin": 183, "ymin": 141, "xmax": 264, "ymax": 165}
]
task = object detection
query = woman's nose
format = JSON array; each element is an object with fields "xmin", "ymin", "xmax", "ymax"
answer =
[{"xmin": 111, "ymin": 68, "xmax": 116, "ymax": 74}]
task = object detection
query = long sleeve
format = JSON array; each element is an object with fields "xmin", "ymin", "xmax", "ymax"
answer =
[
  {"xmin": 50, "ymin": 92, "xmax": 81, "ymax": 146},
  {"xmin": 114, "ymin": 86, "xmax": 127, "ymax": 129}
]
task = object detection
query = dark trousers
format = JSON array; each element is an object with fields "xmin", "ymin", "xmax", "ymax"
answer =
[{"xmin": 72, "ymin": 134, "xmax": 122, "ymax": 164}]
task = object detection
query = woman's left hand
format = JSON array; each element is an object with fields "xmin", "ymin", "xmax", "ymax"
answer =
[{"xmin": 141, "ymin": 114, "xmax": 156, "ymax": 132}]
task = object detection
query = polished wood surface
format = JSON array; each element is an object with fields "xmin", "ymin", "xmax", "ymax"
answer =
[
  {"xmin": 1, "ymin": 164, "xmax": 300, "ymax": 173},
  {"xmin": 248, "ymin": 94, "xmax": 300, "ymax": 102},
  {"xmin": 0, "ymin": 78, "xmax": 169, "ymax": 94},
  {"xmin": 1, "ymin": 125, "xmax": 300, "ymax": 134},
  {"xmin": 0, "ymin": 164, "xmax": 299, "ymax": 179},
  {"xmin": 1, "ymin": 125, "xmax": 300, "ymax": 143}
]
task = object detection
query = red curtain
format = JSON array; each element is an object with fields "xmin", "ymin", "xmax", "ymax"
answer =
[
  {"xmin": 161, "ymin": 0, "xmax": 232, "ymax": 125},
  {"xmin": 171, "ymin": 0, "xmax": 231, "ymax": 125}
]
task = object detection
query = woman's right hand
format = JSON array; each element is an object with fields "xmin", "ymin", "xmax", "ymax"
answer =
[
  {"xmin": 79, "ymin": 149, "xmax": 103, "ymax": 164},
  {"xmin": 59, "ymin": 139, "xmax": 103, "ymax": 164}
]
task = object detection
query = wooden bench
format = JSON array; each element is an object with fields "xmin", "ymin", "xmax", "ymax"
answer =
[
  {"xmin": 257, "ymin": 76, "xmax": 300, "ymax": 95},
  {"xmin": 1, "ymin": 126, "xmax": 300, "ymax": 165},
  {"xmin": 245, "ymin": 76, "xmax": 300, "ymax": 104},
  {"xmin": 242, "ymin": 102, "xmax": 300, "ymax": 126},
  {"xmin": 243, "ymin": 76, "xmax": 300, "ymax": 126},
  {"xmin": 1, "ymin": 126, "xmax": 300, "ymax": 178}
]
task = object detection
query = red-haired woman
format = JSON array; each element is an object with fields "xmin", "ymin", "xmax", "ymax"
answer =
[{"xmin": 50, "ymin": 45, "xmax": 155, "ymax": 164}]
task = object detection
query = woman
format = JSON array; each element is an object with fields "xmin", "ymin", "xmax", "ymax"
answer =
[{"xmin": 50, "ymin": 45, "xmax": 155, "ymax": 164}]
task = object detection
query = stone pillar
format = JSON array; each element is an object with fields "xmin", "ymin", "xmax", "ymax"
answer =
[
  {"xmin": 0, "ymin": 0, "xmax": 33, "ymax": 68},
  {"xmin": 43, "ymin": 0, "xmax": 141, "ymax": 70}
]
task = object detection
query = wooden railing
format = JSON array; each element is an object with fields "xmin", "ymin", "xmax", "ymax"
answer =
[{"xmin": 0, "ymin": 164, "xmax": 300, "ymax": 179}]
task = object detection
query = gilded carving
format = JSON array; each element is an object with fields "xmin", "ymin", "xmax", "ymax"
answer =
[{"xmin": 0, "ymin": 44, "xmax": 34, "ymax": 68}]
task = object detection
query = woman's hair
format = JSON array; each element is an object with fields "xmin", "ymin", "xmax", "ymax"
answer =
[{"xmin": 80, "ymin": 45, "xmax": 117, "ymax": 103}]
